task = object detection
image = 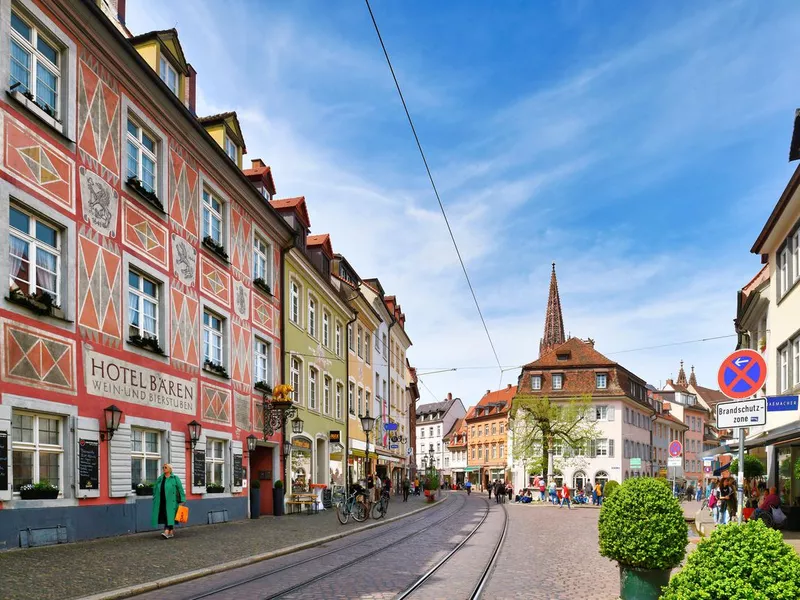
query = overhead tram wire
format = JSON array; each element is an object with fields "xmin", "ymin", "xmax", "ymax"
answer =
[{"xmin": 364, "ymin": 0, "xmax": 504, "ymax": 380}]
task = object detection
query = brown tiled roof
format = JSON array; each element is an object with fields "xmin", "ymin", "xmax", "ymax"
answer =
[
  {"xmin": 307, "ymin": 234, "xmax": 333, "ymax": 259},
  {"xmin": 270, "ymin": 196, "xmax": 311, "ymax": 229},
  {"xmin": 692, "ymin": 385, "xmax": 729, "ymax": 409},
  {"xmin": 465, "ymin": 386, "xmax": 516, "ymax": 420},
  {"xmin": 661, "ymin": 413, "xmax": 688, "ymax": 429},
  {"xmin": 524, "ymin": 337, "xmax": 616, "ymax": 369},
  {"xmin": 741, "ymin": 264, "xmax": 769, "ymax": 299},
  {"xmin": 197, "ymin": 111, "xmax": 237, "ymax": 124}
]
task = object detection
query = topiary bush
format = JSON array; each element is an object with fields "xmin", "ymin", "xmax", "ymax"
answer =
[
  {"xmin": 598, "ymin": 477, "xmax": 687, "ymax": 570},
  {"xmin": 603, "ymin": 480, "xmax": 620, "ymax": 499},
  {"xmin": 729, "ymin": 454, "xmax": 765, "ymax": 479},
  {"xmin": 661, "ymin": 519, "xmax": 800, "ymax": 600}
]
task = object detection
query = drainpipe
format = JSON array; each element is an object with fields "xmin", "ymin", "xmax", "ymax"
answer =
[
  {"xmin": 344, "ymin": 297, "xmax": 359, "ymax": 492},
  {"xmin": 279, "ymin": 240, "xmax": 294, "ymax": 490},
  {"xmin": 385, "ymin": 318, "xmax": 396, "ymax": 478}
]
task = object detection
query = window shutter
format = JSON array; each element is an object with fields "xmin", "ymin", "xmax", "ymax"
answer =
[
  {"xmin": 588, "ymin": 439, "xmax": 596, "ymax": 457},
  {"xmin": 607, "ymin": 407, "xmax": 615, "ymax": 421},
  {"xmin": 75, "ymin": 417, "xmax": 101, "ymax": 499},
  {"xmin": 231, "ymin": 440, "xmax": 243, "ymax": 493},
  {"xmin": 168, "ymin": 431, "xmax": 186, "ymax": 490},
  {"xmin": 191, "ymin": 437, "xmax": 207, "ymax": 495},
  {"xmin": 108, "ymin": 423, "xmax": 132, "ymax": 497},
  {"xmin": 589, "ymin": 408, "xmax": 597, "ymax": 422},
  {"xmin": 608, "ymin": 439, "xmax": 615, "ymax": 458},
  {"xmin": 0, "ymin": 405, "xmax": 12, "ymax": 501}
]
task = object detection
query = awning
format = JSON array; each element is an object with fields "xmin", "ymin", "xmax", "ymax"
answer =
[
  {"xmin": 349, "ymin": 448, "xmax": 366, "ymax": 458},
  {"xmin": 463, "ymin": 467, "xmax": 479, "ymax": 472},
  {"xmin": 377, "ymin": 455, "xmax": 401, "ymax": 464},
  {"xmin": 729, "ymin": 421, "xmax": 800, "ymax": 451}
]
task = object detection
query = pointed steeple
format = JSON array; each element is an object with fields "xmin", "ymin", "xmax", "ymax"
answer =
[
  {"xmin": 676, "ymin": 360, "xmax": 688, "ymax": 386},
  {"xmin": 689, "ymin": 365, "xmax": 697, "ymax": 387},
  {"xmin": 539, "ymin": 262, "xmax": 566, "ymax": 357}
]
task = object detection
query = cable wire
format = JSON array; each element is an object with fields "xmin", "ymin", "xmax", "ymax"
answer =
[{"xmin": 364, "ymin": 0, "xmax": 503, "ymax": 376}]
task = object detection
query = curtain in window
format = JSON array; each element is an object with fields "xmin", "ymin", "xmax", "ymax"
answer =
[
  {"xmin": 9, "ymin": 235, "xmax": 29, "ymax": 293},
  {"xmin": 143, "ymin": 300, "xmax": 156, "ymax": 335},
  {"xmin": 35, "ymin": 248, "xmax": 57, "ymax": 295}
]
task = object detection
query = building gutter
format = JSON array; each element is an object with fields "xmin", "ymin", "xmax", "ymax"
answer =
[
  {"xmin": 343, "ymin": 292, "xmax": 360, "ymax": 491},
  {"xmin": 279, "ymin": 239, "xmax": 295, "ymax": 485}
]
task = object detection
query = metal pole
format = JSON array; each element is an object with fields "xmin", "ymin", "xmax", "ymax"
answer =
[{"xmin": 737, "ymin": 427, "xmax": 744, "ymax": 524}]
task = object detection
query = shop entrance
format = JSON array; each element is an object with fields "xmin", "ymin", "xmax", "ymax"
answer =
[{"xmin": 250, "ymin": 445, "xmax": 274, "ymax": 516}]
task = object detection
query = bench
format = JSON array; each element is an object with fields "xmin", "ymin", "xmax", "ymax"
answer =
[{"xmin": 287, "ymin": 494, "xmax": 319, "ymax": 515}]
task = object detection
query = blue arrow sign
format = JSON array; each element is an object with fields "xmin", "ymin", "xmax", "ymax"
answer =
[{"xmin": 383, "ymin": 423, "xmax": 398, "ymax": 431}]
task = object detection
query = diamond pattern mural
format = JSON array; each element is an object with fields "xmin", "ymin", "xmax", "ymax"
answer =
[
  {"xmin": 253, "ymin": 396, "xmax": 264, "ymax": 433},
  {"xmin": 231, "ymin": 323, "xmax": 251, "ymax": 386},
  {"xmin": 2, "ymin": 112, "xmax": 74, "ymax": 211},
  {"xmin": 77, "ymin": 58, "xmax": 120, "ymax": 176},
  {"xmin": 229, "ymin": 204, "xmax": 251, "ymax": 277},
  {"xmin": 171, "ymin": 287, "xmax": 199, "ymax": 367},
  {"xmin": 1, "ymin": 319, "xmax": 76, "ymax": 393},
  {"xmin": 78, "ymin": 233, "xmax": 122, "ymax": 340},
  {"xmin": 252, "ymin": 292, "xmax": 274, "ymax": 336},
  {"xmin": 200, "ymin": 256, "xmax": 230, "ymax": 306},
  {"xmin": 123, "ymin": 201, "xmax": 168, "ymax": 269},
  {"xmin": 169, "ymin": 149, "xmax": 198, "ymax": 238},
  {"xmin": 201, "ymin": 383, "xmax": 231, "ymax": 425}
]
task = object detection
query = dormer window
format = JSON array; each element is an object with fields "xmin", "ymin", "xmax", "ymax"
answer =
[
  {"xmin": 159, "ymin": 56, "xmax": 178, "ymax": 95},
  {"xmin": 556, "ymin": 352, "xmax": 570, "ymax": 361},
  {"xmin": 224, "ymin": 136, "xmax": 237, "ymax": 162}
]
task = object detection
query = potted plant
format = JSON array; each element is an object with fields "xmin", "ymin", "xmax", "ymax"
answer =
[
  {"xmin": 423, "ymin": 475, "xmax": 439, "ymax": 502},
  {"xmin": 250, "ymin": 479, "xmax": 261, "ymax": 519},
  {"xmin": 598, "ymin": 477, "xmax": 687, "ymax": 600},
  {"xmin": 273, "ymin": 480, "xmax": 285, "ymax": 516},
  {"xmin": 252, "ymin": 277, "xmax": 272, "ymax": 295},
  {"xmin": 129, "ymin": 334, "xmax": 164, "ymax": 354},
  {"xmin": 8, "ymin": 288, "xmax": 60, "ymax": 316},
  {"xmin": 254, "ymin": 381, "xmax": 273, "ymax": 394},
  {"xmin": 136, "ymin": 481, "xmax": 154, "ymax": 496},
  {"xmin": 662, "ymin": 519, "xmax": 800, "ymax": 600},
  {"xmin": 203, "ymin": 359, "xmax": 229, "ymax": 378},
  {"xmin": 202, "ymin": 235, "xmax": 229, "ymax": 261},
  {"xmin": 19, "ymin": 481, "xmax": 59, "ymax": 500},
  {"xmin": 206, "ymin": 482, "xmax": 225, "ymax": 494}
]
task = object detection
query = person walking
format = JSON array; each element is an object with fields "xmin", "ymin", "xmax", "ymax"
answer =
[
  {"xmin": 539, "ymin": 478, "xmax": 546, "ymax": 502},
  {"xmin": 414, "ymin": 476, "xmax": 420, "ymax": 496},
  {"xmin": 718, "ymin": 477, "xmax": 733, "ymax": 525},
  {"xmin": 594, "ymin": 480, "xmax": 603, "ymax": 506},
  {"xmin": 151, "ymin": 463, "xmax": 186, "ymax": 539},
  {"xmin": 548, "ymin": 480, "xmax": 557, "ymax": 504},
  {"xmin": 488, "ymin": 479, "xmax": 494, "ymax": 499},
  {"xmin": 402, "ymin": 477, "xmax": 410, "ymax": 502},
  {"xmin": 506, "ymin": 481, "xmax": 513, "ymax": 503},
  {"xmin": 495, "ymin": 480, "xmax": 503, "ymax": 504},
  {"xmin": 559, "ymin": 482, "xmax": 571, "ymax": 509},
  {"xmin": 465, "ymin": 479, "xmax": 472, "ymax": 495},
  {"xmin": 584, "ymin": 480, "xmax": 593, "ymax": 504}
]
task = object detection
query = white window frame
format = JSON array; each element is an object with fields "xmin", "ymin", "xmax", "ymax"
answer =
[
  {"xmin": 308, "ymin": 295, "xmax": 317, "ymax": 338},
  {"xmin": 335, "ymin": 321, "xmax": 342, "ymax": 356},
  {"xmin": 203, "ymin": 309, "xmax": 224, "ymax": 367},
  {"xmin": 291, "ymin": 356, "xmax": 302, "ymax": 405},
  {"xmin": 792, "ymin": 230, "xmax": 800, "ymax": 284},
  {"xmin": 128, "ymin": 269, "xmax": 159, "ymax": 341},
  {"xmin": 205, "ymin": 438, "xmax": 226, "ymax": 487},
  {"xmin": 793, "ymin": 337, "xmax": 800, "ymax": 387},
  {"xmin": 531, "ymin": 375, "xmax": 541, "ymax": 390},
  {"xmin": 290, "ymin": 280, "xmax": 300, "ymax": 325},
  {"xmin": 357, "ymin": 386, "xmax": 364, "ymax": 416},
  {"xmin": 552, "ymin": 374, "xmax": 563, "ymax": 390},
  {"xmin": 382, "ymin": 333, "xmax": 387, "ymax": 358},
  {"xmin": 348, "ymin": 381, "xmax": 355, "ymax": 415},
  {"xmin": 253, "ymin": 336, "xmax": 271, "ymax": 386},
  {"xmin": 335, "ymin": 382, "xmax": 343, "ymax": 420},
  {"xmin": 130, "ymin": 427, "xmax": 161, "ymax": 489},
  {"xmin": 224, "ymin": 134, "xmax": 237, "ymax": 162},
  {"xmin": 595, "ymin": 438, "xmax": 609, "ymax": 457},
  {"xmin": 9, "ymin": 203, "xmax": 61, "ymax": 306},
  {"xmin": 323, "ymin": 375, "xmax": 331, "ymax": 415},
  {"xmin": 158, "ymin": 55, "xmax": 179, "ymax": 96},
  {"xmin": 126, "ymin": 117, "xmax": 158, "ymax": 194},
  {"xmin": 202, "ymin": 187, "xmax": 224, "ymax": 246},
  {"xmin": 322, "ymin": 311, "xmax": 330, "ymax": 347},
  {"xmin": 596, "ymin": 373, "xmax": 607, "ymax": 389},
  {"xmin": 780, "ymin": 345, "xmax": 789, "ymax": 392},
  {"xmin": 308, "ymin": 366, "xmax": 318, "ymax": 411},
  {"xmin": 11, "ymin": 410, "xmax": 63, "ymax": 494},
  {"xmin": 779, "ymin": 247, "xmax": 789, "ymax": 298},
  {"xmin": 595, "ymin": 405, "xmax": 608, "ymax": 421},
  {"xmin": 357, "ymin": 325, "xmax": 363, "ymax": 358},
  {"xmin": 365, "ymin": 332, "xmax": 371, "ymax": 365},
  {"xmin": 253, "ymin": 233, "xmax": 272, "ymax": 288}
]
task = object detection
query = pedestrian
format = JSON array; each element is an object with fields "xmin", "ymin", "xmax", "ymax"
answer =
[
  {"xmin": 584, "ymin": 480, "xmax": 593, "ymax": 503},
  {"xmin": 151, "ymin": 463, "xmax": 185, "ymax": 539},
  {"xmin": 495, "ymin": 480, "xmax": 503, "ymax": 504},
  {"xmin": 718, "ymin": 477, "xmax": 733, "ymax": 525},
  {"xmin": 559, "ymin": 482, "xmax": 571, "ymax": 509},
  {"xmin": 548, "ymin": 480, "xmax": 557, "ymax": 504},
  {"xmin": 488, "ymin": 479, "xmax": 494, "ymax": 499},
  {"xmin": 594, "ymin": 480, "xmax": 603, "ymax": 506},
  {"xmin": 506, "ymin": 481, "xmax": 513, "ymax": 502},
  {"xmin": 539, "ymin": 478, "xmax": 546, "ymax": 502},
  {"xmin": 465, "ymin": 479, "xmax": 472, "ymax": 495},
  {"xmin": 402, "ymin": 477, "xmax": 410, "ymax": 502}
]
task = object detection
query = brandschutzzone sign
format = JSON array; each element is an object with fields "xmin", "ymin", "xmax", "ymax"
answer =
[{"xmin": 716, "ymin": 398, "xmax": 766, "ymax": 429}]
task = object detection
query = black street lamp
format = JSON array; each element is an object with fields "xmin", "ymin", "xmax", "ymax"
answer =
[
  {"xmin": 360, "ymin": 409, "xmax": 376, "ymax": 479},
  {"xmin": 100, "ymin": 405, "xmax": 123, "ymax": 441}
]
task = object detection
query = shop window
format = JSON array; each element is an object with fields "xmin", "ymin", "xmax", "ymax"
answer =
[
  {"xmin": 131, "ymin": 428, "xmax": 160, "ymax": 489},
  {"xmin": 12, "ymin": 411, "xmax": 62, "ymax": 493}
]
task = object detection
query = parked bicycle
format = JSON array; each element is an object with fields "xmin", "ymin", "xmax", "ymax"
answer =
[
  {"xmin": 372, "ymin": 488, "xmax": 390, "ymax": 519},
  {"xmin": 336, "ymin": 485, "xmax": 368, "ymax": 524}
]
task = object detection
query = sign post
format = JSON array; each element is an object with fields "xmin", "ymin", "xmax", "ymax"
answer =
[
  {"xmin": 668, "ymin": 440, "xmax": 682, "ymax": 496},
  {"xmin": 717, "ymin": 349, "xmax": 768, "ymax": 525}
]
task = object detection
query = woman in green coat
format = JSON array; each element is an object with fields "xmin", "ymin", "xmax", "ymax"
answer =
[{"xmin": 151, "ymin": 464, "xmax": 186, "ymax": 538}]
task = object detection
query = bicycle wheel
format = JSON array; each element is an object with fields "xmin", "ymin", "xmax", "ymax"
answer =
[
  {"xmin": 371, "ymin": 500, "xmax": 385, "ymax": 520},
  {"xmin": 353, "ymin": 501, "xmax": 368, "ymax": 522},
  {"xmin": 336, "ymin": 501, "xmax": 350, "ymax": 524}
]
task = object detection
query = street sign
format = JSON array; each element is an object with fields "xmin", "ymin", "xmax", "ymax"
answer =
[
  {"xmin": 703, "ymin": 457, "xmax": 713, "ymax": 465},
  {"xmin": 390, "ymin": 444, "xmax": 399, "ymax": 450},
  {"xmin": 767, "ymin": 395, "xmax": 799, "ymax": 412},
  {"xmin": 704, "ymin": 466, "xmax": 712, "ymax": 474},
  {"xmin": 717, "ymin": 349, "xmax": 767, "ymax": 399},
  {"xmin": 406, "ymin": 448, "xmax": 413, "ymax": 456},
  {"xmin": 384, "ymin": 423, "xmax": 398, "ymax": 431},
  {"xmin": 668, "ymin": 456, "xmax": 682, "ymax": 467},
  {"xmin": 669, "ymin": 440, "xmax": 682, "ymax": 457},
  {"xmin": 716, "ymin": 397, "xmax": 766, "ymax": 429},
  {"xmin": 630, "ymin": 458, "xmax": 642, "ymax": 469}
]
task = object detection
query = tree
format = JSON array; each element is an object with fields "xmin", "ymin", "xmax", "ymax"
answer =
[
  {"xmin": 730, "ymin": 455, "xmax": 765, "ymax": 480},
  {"xmin": 510, "ymin": 394, "xmax": 599, "ymax": 483}
]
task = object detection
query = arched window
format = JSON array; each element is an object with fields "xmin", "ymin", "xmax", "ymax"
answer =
[
  {"xmin": 595, "ymin": 470, "xmax": 609, "ymax": 488},
  {"xmin": 573, "ymin": 470, "xmax": 586, "ymax": 491}
]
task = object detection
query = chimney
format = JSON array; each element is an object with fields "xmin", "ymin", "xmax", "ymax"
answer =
[
  {"xmin": 507, "ymin": 384, "xmax": 512, "ymax": 389},
  {"xmin": 486, "ymin": 389, "xmax": 491, "ymax": 396},
  {"xmin": 117, "ymin": 0, "xmax": 126, "ymax": 24},
  {"xmin": 251, "ymin": 158, "xmax": 266, "ymax": 170},
  {"xmin": 186, "ymin": 63, "xmax": 197, "ymax": 115}
]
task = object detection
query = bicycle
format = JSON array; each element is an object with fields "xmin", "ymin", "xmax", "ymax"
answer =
[
  {"xmin": 336, "ymin": 486, "xmax": 368, "ymax": 524},
  {"xmin": 372, "ymin": 488, "xmax": 390, "ymax": 519}
]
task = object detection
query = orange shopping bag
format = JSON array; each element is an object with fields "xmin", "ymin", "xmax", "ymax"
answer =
[{"xmin": 175, "ymin": 505, "xmax": 189, "ymax": 523}]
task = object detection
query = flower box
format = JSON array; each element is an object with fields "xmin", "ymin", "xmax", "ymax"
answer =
[
  {"xmin": 135, "ymin": 487, "xmax": 154, "ymax": 497},
  {"xmin": 19, "ymin": 484, "xmax": 59, "ymax": 500},
  {"xmin": 128, "ymin": 334, "xmax": 164, "ymax": 354},
  {"xmin": 252, "ymin": 277, "xmax": 272, "ymax": 296},
  {"xmin": 254, "ymin": 381, "xmax": 273, "ymax": 394},
  {"xmin": 203, "ymin": 360, "xmax": 229, "ymax": 379},
  {"xmin": 202, "ymin": 236, "xmax": 229, "ymax": 262},
  {"xmin": 7, "ymin": 288, "xmax": 61, "ymax": 317},
  {"xmin": 126, "ymin": 176, "xmax": 164, "ymax": 212},
  {"xmin": 206, "ymin": 484, "xmax": 225, "ymax": 494}
]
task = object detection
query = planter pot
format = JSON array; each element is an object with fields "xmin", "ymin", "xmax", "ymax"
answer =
[
  {"xmin": 206, "ymin": 489, "xmax": 224, "ymax": 494},
  {"xmin": 273, "ymin": 488, "xmax": 285, "ymax": 516},
  {"xmin": 19, "ymin": 489, "xmax": 59, "ymax": 500},
  {"xmin": 618, "ymin": 564, "xmax": 671, "ymax": 600},
  {"xmin": 427, "ymin": 493, "xmax": 436, "ymax": 503},
  {"xmin": 250, "ymin": 487, "xmax": 261, "ymax": 519},
  {"xmin": 136, "ymin": 487, "xmax": 154, "ymax": 497}
]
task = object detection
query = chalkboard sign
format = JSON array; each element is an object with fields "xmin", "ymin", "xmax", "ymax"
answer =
[
  {"xmin": 192, "ymin": 450, "xmax": 206, "ymax": 487},
  {"xmin": 78, "ymin": 439, "xmax": 99, "ymax": 490},
  {"xmin": 233, "ymin": 454, "xmax": 243, "ymax": 487},
  {"xmin": 0, "ymin": 432, "xmax": 8, "ymax": 493}
]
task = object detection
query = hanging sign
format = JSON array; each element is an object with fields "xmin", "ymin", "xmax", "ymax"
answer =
[
  {"xmin": 329, "ymin": 430, "xmax": 341, "ymax": 444},
  {"xmin": 292, "ymin": 437, "xmax": 312, "ymax": 451},
  {"xmin": 384, "ymin": 423, "xmax": 398, "ymax": 431},
  {"xmin": 766, "ymin": 395, "xmax": 799, "ymax": 412},
  {"xmin": 78, "ymin": 439, "xmax": 99, "ymax": 490},
  {"xmin": 716, "ymin": 398, "xmax": 766, "ymax": 429}
]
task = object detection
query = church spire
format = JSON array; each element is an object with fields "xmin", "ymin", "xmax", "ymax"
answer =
[
  {"xmin": 677, "ymin": 360, "xmax": 688, "ymax": 386},
  {"xmin": 539, "ymin": 262, "xmax": 566, "ymax": 357},
  {"xmin": 689, "ymin": 365, "xmax": 697, "ymax": 387}
]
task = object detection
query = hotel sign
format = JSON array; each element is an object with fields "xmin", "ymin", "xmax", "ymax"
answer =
[{"xmin": 85, "ymin": 350, "xmax": 196, "ymax": 415}]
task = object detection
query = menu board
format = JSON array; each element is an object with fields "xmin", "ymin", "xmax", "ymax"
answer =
[
  {"xmin": 233, "ymin": 454, "xmax": 243, "ymax": 487},
  {"xmin": 78, "ymin": 439, "xmax": 99, "ymax": 490},
  {"xmin": 0, "ymin": 433, "xmax": 8, "ymax": 493},
  {"xmin": 192, "ymin": 450, "xmax": 206, "ymax": 487}
]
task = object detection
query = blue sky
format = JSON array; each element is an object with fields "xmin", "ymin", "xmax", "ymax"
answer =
[{"xmin": 128, "ymin": 0, "xmax": 800, "ymax": 406}]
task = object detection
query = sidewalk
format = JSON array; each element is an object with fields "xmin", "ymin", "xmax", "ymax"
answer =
[
  {"xmin": 693, "ymin": 503, "xmax": 800, "ymax": 553},
  {"xmin": 0, "ymin": 492, "xmax": 441, "ymax": 600}
]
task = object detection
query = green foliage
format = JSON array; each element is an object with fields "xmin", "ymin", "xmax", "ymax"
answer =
[
  {"xmin": 251, "ymin": 479, "xmax": 261, "ymax": 489},
  {"xmin": 603, "ymin": 480, "xmax": 620, "ymax": 499},
  {"xmin": 32, "ymin": 480, "xmax": 59, "ymax": 491},
  {"xmin": 729, "ymin": 455, "xmax": 765, "ymax": 479},
  {"xmin": 598, "ymin": 477, "xmax": 687, "ymax": 570},
  {"xmin": 661, "ymin": 520, "xmax": 800, "ymax": 600},
  {"xmin": 795, "ymin": 458, "xmax": 800, "ymax": 481},
  {"xmin": 274, "ymin": 480, "xmax": 284, "ymax": 489}
]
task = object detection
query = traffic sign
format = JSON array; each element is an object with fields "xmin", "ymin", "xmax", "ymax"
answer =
[
  {"xmin": 668, "ymin": 457, "xmax": 682, "ymax": 467},
  {"xmin": 384, "ymin": 423, "xmax": 398, "ymax": 431},
  {"xmin": 718, "ymin": 349, "xmax": 767, "ymax": 399},
  {"xmin": 406, "ymin": 447, "xmax": 413, "ymax": 456},
  {"xmin": 668, "ymin": 440, "xmax": 682, "ymax": 457},
  {"xmin": 767, "ymin": 395, "xmax": 799, "ymax": 412},
  {"xmin": 716, "ymin": 397, "xmax": 766, "ymax": 429},
  {"xmin": 390, "ymin": 443, "xmax": 399, "ymax": 450},
  {"xmin": 704, "ymin": 466, "xmax": 712, "ymax": 474},
  {"xmin": 630, "ymin": 458, "xmax": 642, "ymax": 469}
]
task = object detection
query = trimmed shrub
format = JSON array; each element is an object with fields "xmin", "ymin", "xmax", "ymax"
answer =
[
  {"xmin": 598, "ymin": 477, "xmax": 687, "ymax": 570},
  {"xmin": 729, "ymin": 454, "xmax": 765, "ymax": 479},
  {"xmin": 662, "ymin": 519, "xmax": 800, "ymax": 600},
  {"xmin": 603, "ymin": 480, "xmax": 620, "ymax": 499}
]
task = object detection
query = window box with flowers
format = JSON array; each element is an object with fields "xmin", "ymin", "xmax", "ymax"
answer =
[
  {"xmin": 206, "ymin": 483, "xmax": 225, "ymax": 494},
  {"xmin": 254, "ymin": 381, "xmax": 273, "ymax": 394},
  {"xmin": 135, "ymin": 482, "xmax": 155, "ymax": 496},
  {"xmin": 202, "ymin": 236, "xmax": 229, "ymax": 262},
  {"xmin": 252, "ymin": 277, "xmax": 272, "ymax": 296},
  {"xmin": 128, "ymin": 334, "xmax": 164, "ymax": 355},
  {"xmin": 126, "ymin": 176, "xmax": 164, "ymax": 213},
  {"xmin": 7, "ymin": 288, "xmax": 64, "ymax": 318},
  {"xmin": 19, "ymin": 481, "xmax": 60, "ymax": 500},
  {"xmin": 203, "ymin": 359, "xmax": 229, "ymax": 379}
]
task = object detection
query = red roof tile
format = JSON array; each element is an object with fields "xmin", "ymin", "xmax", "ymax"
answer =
[
  {"xmin": 465, "ymin": 386, "xmax": 517, "ymax": 420},
  {"xmin": 524, "ymin": 337, "xmax": 616, "ymax": 369},
  {"xmin": 307, "ymin": 234, "xmax": 333, "ymax": 259},
  {"xmin": 270, "ymin": 196, "xmax": 310, "ymax": 229}
]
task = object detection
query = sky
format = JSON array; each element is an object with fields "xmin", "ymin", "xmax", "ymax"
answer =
[{"xmin": 127, "ymin": 0, "xmax": 800, "ymax": 408}]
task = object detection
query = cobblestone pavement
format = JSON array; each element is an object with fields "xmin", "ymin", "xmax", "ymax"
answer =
[
  {"xmin": 134, "ymin": 492, "xmax": 484, "ymax": 600},
  {"xmin": 0, "ymin": 491, "xmax": 441, "ymax": 600}
]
